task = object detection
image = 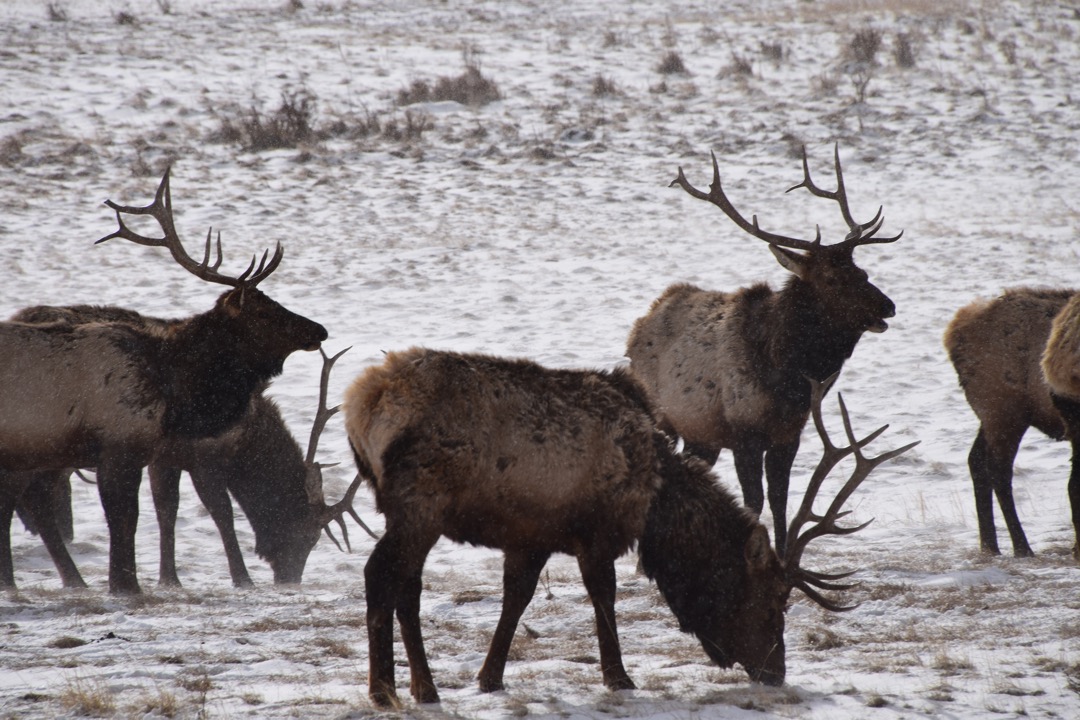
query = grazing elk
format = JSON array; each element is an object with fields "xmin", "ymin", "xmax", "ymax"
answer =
[
  {"xmin": 4, "ymin": 310, "xmax": 370, "ymax": 590},
  {"xmin": 0, "ymin": 170, "xmax": 327, "ymax": 594},
  {"xmin": 626, "ymin": 146, "xmax": 902, "ymax": 552},
  {"xmin": 945, "ymin": 287, "xmax": 1080, "ymax": 560},
  {"xmin": 344, "ymin": 348, "xmax": 915, "ymax": 707}
]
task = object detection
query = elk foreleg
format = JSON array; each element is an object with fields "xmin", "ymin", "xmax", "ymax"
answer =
[
  {"xmin": 365, "ymin": 524, "xmax": 437, "ymax": 708},
  {"xmin": 577, "ymin": 553, "xmax": 634, "ymax": 691},
  {"xmin": 20, "ymin": 475, "xmax": 86, "ymax": 589},
  {"xmin": 97, "ymin": 458, "xmax": 143, "ymax": 595},
  {"xmin": 189, "ymin": 472, "xmax": 253, "ymax": 588},
  {"xmin": 149, "ymin": 465, "xmax": 184, "ymax": 587},
  {"xmin": 765, "ymin": 441, "xmax": 799, "ymax": 554},
  {"xmin": 478, "ymin": 549, "xmax": 550, "ymax": 693},
  {"xmin": 733, "ymin": 443, "xmax": 766, "ymax": 516}
]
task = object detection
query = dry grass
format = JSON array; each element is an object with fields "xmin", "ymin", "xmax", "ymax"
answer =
[
  {"xmin": 60, "ymin": 676, "xmax": 115, "ymax": 717},
  {"xmin": 656, "ymin": 51, "xmax": 687, "ymax": 75}
]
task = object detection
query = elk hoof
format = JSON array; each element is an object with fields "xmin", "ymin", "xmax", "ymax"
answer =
[
  {"xmin": 478, "ymin": 675, "xmax": 504, "ymax": 694},
  {"xmin": 369, "ymin": 688, "xmax": 400, "ymax": 710},
  {"xmin": 604, "ymin": 673, "xmax": 636, "ymax": 691},
  {"xmin": 412, "ymin": 683, "xmax": 440, "ymax": 704}
]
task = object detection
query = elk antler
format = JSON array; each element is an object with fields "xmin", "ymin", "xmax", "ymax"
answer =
[
  {"xmin": 784, "ymin": 372, "xmax": 918, "ymax": 611},
  {"xmin": 97, "ymin": 168, "xmax": 283, "ymax": 287},
  {"xmin": 785, "ymin": 144, "xmax": 904, "ymax": 249},
  {"xmin": 671, "ymin": 146, "xmax": 903, "ymax": 252},
  {"xmin": 301, "ymin": 346, "xmax": 380, "ymax": 548},
  {"xmin": 671, "ymin": 152, "xmax": 821, "ymax": 251}
]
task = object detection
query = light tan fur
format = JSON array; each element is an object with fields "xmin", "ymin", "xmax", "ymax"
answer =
[{"xmin": 1042, "ymin": 293, "xmax": 1080, "ymax": 400}]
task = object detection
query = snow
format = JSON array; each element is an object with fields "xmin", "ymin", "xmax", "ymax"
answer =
[{"xmin": 2, "ymin": 0, "xmax": 1079, "ymax": 717}]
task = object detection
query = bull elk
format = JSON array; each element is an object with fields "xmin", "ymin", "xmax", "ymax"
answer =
[
  {"xmin": 0, "ymin": 170, "xmax": 327, "ymax": 593},
  {"xmin": 3, "ymin": 314, "xmax": 371, "ymax": 590},
  {"xmin": 945, "ymin": 287, "xmax": 1080, "ymax": 560},
  {"xmin": 343, "ymin": 348, "xmax": 915, "ymax": 707},
  {"xmin": 626, "ymin": 145, "xmax": 902, "ymax": 552}
]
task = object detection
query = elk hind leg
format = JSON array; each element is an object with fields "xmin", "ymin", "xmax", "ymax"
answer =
[
  {"xmin": 149, "ymin": 465, "xmax": 184, "ymax": 587},
  {"xmin": 578, "ymin": 552, "xmax": 634, "ymax": 691},
  {"xmin": 21, "ymin": 474, "xmax": 86, "ymax": 588},
  {"xmin": 395, "ymin": 535, "xmax": 442, "ymax": 704},
  {"xmin": 365, "ymin": 525, "xmax": 436, "ymax": 708},
  {"xmin": 973, "ymin": 425, "xmax": 1032, "ymax": 557},
  {"xmin": 478, "ymin": 549, "xmax": 551, "ymax": 693}
]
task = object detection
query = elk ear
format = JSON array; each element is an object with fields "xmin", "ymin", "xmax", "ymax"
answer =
[
  {"xmin": 744, "ymin": 524, "xmax": 774, "ymax": 573},
  {"xmin": 769, "ymin": 244, "xmax": 809, "ymax": 279},
  {"xmin": 221, "ymin": 287, "xmax": 247, "ymax": 316}
]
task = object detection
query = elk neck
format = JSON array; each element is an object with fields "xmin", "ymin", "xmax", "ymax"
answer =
[
  {"xmin": 638, "ymin": 442, "xmax": 759, "ymax": 666},
  {"xmin": 157, "ymin": 305, "xmax": 286, "ymax": 438},
  {"xmin": 764, "ymin": 277, "xmax": 865, "ymax": 403}
]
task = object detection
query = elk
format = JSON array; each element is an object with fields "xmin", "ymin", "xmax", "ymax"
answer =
[
  {"xmin": 945, "ymin": 287, "xmax": 1080, "ymax": 560},
  {"xmin": 0, "ymin": 170, "xmax": 327, "ymax": 594},
  {"xmin": 626, "ymin": 146, "xmax": 902, "ymax": 552},
  {"xmin": 344, "ymin": 348, "xmax": 915, "ymax": 707},
  {"xmin": 4, "ymin": 307, "xmax": 371, "ymax": 590}
]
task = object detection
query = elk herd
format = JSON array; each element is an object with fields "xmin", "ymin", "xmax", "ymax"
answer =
[{"xmin": 1, "ymin": 148, "xmax": 1077, "ymax": 707}]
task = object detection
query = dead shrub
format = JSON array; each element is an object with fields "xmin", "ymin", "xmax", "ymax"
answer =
[
  {"xmin": 115, "ymin": 10, "xmax": 137, "ymax": 25},
  {"xmin": 720, "ymin": 53, "xmax": 754, "ymax": 78},
  {"xmin": 656, "ymin": 50, "xmax": 687, "ymax": 75},
  {"xmin": 592, "ymin": 74, "xmax": 619, "ymax": 97},
  {"xmin": 50, "ymin": 636, "xmax": 87, "ymax": 649},
  {"xmin": 214, "ymin": 88, "xmax": 318, "ymax": 151},
  {"xmin": 849, "ymin": 27, "xmax": 883, "ymax": 65},
  {"xmin": 760, "ymin": 41, "xmax": 784, "ymax": 63},
  {"xmin": 399, "ymin": 61, "xmax": 501, "ymax": 107},
  {"xmin": 46, "ymin": 2, "xmax": 67, "ymax": 21},
  {"xmin": 60, "ymin": 676, "xmax": 115, "ymax": 716},
  {"xmin": 382, "ymin": 110, "xmax": 434, "ymax": 142}
]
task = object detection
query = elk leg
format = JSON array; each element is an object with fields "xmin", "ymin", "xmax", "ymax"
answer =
[
  {"xmin": 765, "ymin": 440, "xmax": 799, "ymax": 554},
  {"xmin": 189, "ymin": 472, "xmax": 253, "ymax": 588},
  {"xmin": 1070, "ymin": 441, "xmax": 1080, "ymax": 562},
  {"xmin": 577, "ymin": 553, "xmax": 634, "ymax": 691},
  {"xmin": 365, "ymin": 525, "xmax": 436, "ymax": 708},
  {"xmin": 395, "ymin": 534, "xmax": 441, "ymax": 704},
  {"xmin": 149, "ymin": 465, "xmax": 183, "ymax": 587},
  {"xmin": 733, "ymin": 444, "xmax": 766, "ymax": 515},
  {"xmin": 54, "ymin": 470, "xmax": 74, "ymax": 543},
  {"xmin": 478, "ymin": 549, "xmax": 550, "ymax": 693},
  {"xmin": 974, "ymin": 425, "xmax": 1032, "ymax": 557},
  {"xmin": 97, "ymin": 458, "xmax": 143, "ymax": 595},
  {"xmin": 20, "ymin": 475, "xmax": 86, "ymax": 589},
  {"xmin": 0, "ymin": 479, "xmax": 23, "ymax": 589}
]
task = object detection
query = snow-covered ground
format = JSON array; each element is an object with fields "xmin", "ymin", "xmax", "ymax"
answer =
[{"xmin": 1, "ymin": 0, "xmax": 1079, "ymax": 717}]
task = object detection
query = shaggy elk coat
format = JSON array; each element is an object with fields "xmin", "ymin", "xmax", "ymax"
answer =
[
  {"xmin": 344, "ymin": 348, "xmax": 913, "ymax": 708},
  {"xmin": 0, "ymin": 171, "xmax": 327, "ymax": 593},
  {"xmin": 945, "ymin": 287, "xmax": 1080, "ymax": 560},
  {"xmin": 627, "ymin": 147, "xmax": 901, "ymax": 552}
]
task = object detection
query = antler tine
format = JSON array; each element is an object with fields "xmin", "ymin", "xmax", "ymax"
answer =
[
  {"xmin": 672, "ymin": 151, "xmax": 819, "ymax": 251},
  {"xmin": 321, "ymin": 474, "xmax": 381, "ymax": 548},
  {"xmin": 305, "ymin": 346, "xmax": 351, "ymax": 466},
  {"xmin": 785, "ymin": 376, "xmax": 919, "ymax": 610},
  {"xmin": 97, "ymin": 169, "xmax": 283, "ymax": 288},
  {"xmin": 786, "ymin": 144, "xmax": 905, "ymax": 249}
]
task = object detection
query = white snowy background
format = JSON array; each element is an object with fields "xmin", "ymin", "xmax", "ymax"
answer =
[{"xmin": 1, "ymin": 0, "xmax": 1079, "ymax": 718}]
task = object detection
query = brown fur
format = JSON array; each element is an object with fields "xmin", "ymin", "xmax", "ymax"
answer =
[
  {"xmin": 0, "ymin": 291, "xmax": 326, "ymax": 594},
  {"xmin": 627, "ymin": 243, "xmax": 894, "ymax": 553},
  {"xmin": 344, "ymin": 348, "xmax": 792, "ymax": 708},
  {"xmin": 944, "ymin": 287, "xmax": 1080, "ymax": 559},
  {"xmin": 4, "ymin": 304, "xmax": 340, "ymax": 589}
]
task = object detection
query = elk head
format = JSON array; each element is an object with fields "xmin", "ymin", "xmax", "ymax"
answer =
[
  {"xmin": 715, "ymin": 373, "xmax": 918, "ymax": 686},
  {"xmin": 670, "ymin": 145, "xmax": 902, "ymax": 337},
  {"xmin": 265, "ymin": 346, "xmax": 376, "ymax": 584},
  {"xmin": 97, "ymin": 168, "xmax": 328, "ymax": 364}
]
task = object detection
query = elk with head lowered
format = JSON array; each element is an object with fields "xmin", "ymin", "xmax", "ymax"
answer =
[
  {"xmin": 0, "ymin": 170, "xmax": 327, "ymax": 594},
  {"xmin": 2, "ymin": 311, "xmax": 369, "ymax": 589},
  {"xmin": 945, "ymin": 287, "xmax": 1080, "ymax": 561},
  {"xmin": 626, "ymin": 146, "xmax": 902, "ymax": 552},
  {"xmin": 344, "ymin": 348, "xmax": 915, "ymax": 707}
]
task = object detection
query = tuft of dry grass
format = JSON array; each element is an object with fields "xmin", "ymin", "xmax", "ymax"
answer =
[
  {"xmin": 60, "ymin": 676, "xmax": 115, "ymax": 716},
  {"xmin": 592, "ymin": 74, "xmax": 619, "ymax": 97},
  {"xmin": 50, "ymin": 635, "xmax": 87, "ymax": 649}
]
